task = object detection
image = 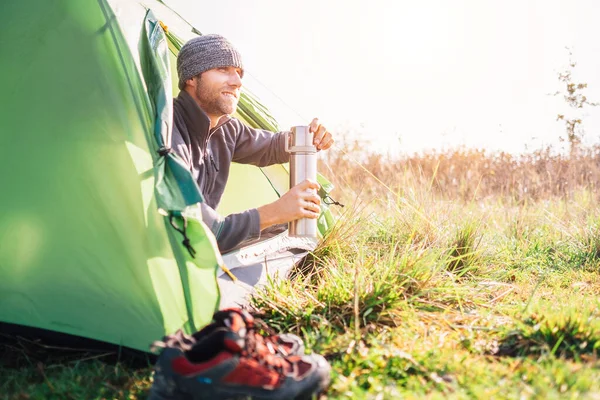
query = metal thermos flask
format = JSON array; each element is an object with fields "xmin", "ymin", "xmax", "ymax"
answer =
[{"xmin": 285, "ymin": 126, "xmax": 318, "ymax": 238}]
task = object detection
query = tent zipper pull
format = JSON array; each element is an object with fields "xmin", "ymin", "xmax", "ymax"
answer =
[
  {"xmin": 323, "ymin": 195, "xmax": 345, "ymax": 208},
  {"xmin": 168, "ymin": 214, "xmax": 196, "ymax": 258},
  {"xmin": 157, "ymin": 146, "xmax": 172, "ymax": 157}
]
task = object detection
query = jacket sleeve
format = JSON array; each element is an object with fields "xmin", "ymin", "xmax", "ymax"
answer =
[
  {"xmin": 200, "ymin": 204, "xmax": 261, "ymax": 253},
  {"xmin": 231, "ymin": 119, "xmax": 290, "ymax": 166}
]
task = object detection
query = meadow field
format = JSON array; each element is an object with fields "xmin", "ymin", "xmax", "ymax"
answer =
[{"xmin": 3, "ymin": 143, "xmax": 600, "ymax": 399}]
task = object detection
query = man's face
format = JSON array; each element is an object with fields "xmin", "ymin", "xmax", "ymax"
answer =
[{"xmin": 192, "ymin": 66, "xmax": 243, "ymax": 119}]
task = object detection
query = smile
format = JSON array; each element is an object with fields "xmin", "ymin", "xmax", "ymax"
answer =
[{"xmin": 223, "ymin": 92, "xmax": 238, "ymax": 99}]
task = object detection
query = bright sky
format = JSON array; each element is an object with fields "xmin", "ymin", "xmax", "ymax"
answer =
[{"xmin": 168, "ymin": 0, "xmax": 600, "ymax": 155}]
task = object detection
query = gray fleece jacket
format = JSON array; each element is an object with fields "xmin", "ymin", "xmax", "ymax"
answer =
[{"xmin": 171, "ymin": 91, "xmax": 290, "ymax": 253}]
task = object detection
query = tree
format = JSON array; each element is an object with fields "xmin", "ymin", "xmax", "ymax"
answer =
[{"xmin": 553, "ymin": 48, "xmax": 598, "ymax": 155}]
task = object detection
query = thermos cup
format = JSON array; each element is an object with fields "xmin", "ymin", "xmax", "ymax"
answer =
[{"xmin": 285, "ymin": 126, "xmax": 318, "ymax": 238}]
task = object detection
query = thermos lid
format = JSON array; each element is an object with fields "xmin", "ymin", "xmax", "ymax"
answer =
[{"xmin": 286, "ymin": 126, "xmax": 316, "ymax": 153}]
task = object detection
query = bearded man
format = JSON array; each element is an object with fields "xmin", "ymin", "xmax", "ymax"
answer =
[{"xmin": 171, "ymin": 34, "xmax": 334, "ymax": 253}]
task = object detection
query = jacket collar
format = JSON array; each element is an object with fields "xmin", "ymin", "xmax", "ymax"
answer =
[{"xmin": 174, "ymin": 91, "xmax": 232, "ymax": 142}]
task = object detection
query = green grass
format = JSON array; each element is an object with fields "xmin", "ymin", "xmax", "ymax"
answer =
[
  {"xmin": 0, "ymin": 348, "xmax": 153, "ymax": 400},
  {"xmin": 3, "ymin": 190, "xmax": 600, "ymax": 399}
]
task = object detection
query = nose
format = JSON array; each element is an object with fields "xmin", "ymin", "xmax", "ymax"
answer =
[{"xmin": 228, "ymin": 70, "xmax": 242, "ymax": 88}]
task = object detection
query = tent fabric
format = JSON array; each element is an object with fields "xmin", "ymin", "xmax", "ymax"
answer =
[
  {"xmin": 0, "ymin": 0, "xmax": 219, "ymax": 351},
  {"xmin": 0, "ymin": 0, "xmax": 335, "ymax": 352}
]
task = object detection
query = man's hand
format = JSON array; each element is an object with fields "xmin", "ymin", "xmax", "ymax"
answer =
[
  {"xmin": 309, "ymin": 118, "xmax": 334, "ymax": 151},
  {"xmin": 257, "ymin": 179, "xmax": 321, "ymax": 231}
]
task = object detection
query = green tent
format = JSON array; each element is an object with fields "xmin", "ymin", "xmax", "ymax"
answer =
[{"xmin": 0, "ymin": 0, "xmax": 334, "ymax": 352}]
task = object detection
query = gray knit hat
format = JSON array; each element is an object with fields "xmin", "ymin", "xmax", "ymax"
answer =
[{"xmin": 177, "ymin": 34, "xmax": 244, "ymax": 90}]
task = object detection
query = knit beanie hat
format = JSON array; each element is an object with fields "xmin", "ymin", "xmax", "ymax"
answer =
[{"xmin": 177, "ymin": 34, "xmax": 244, "ymax": 90}]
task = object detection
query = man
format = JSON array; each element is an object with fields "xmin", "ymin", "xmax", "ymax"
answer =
[{"xmin": 172, "ymin": 34, "xmax": 334, "ymax": 253}]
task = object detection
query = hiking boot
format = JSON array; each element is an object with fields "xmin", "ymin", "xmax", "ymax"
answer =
[
  {"xmin": 148, "ymin": 311, "xmax": 330, "ymax": 400},
  {"xmin": 212, "ymin": 308, "xmax": 304, "ymax": 357}
]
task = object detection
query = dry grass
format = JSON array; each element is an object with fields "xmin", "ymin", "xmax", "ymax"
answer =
[{"xmin": 321, "ymin": 142, "xmax": 600, "ymax": 205}]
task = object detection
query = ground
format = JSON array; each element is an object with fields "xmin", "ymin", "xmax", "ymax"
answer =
[{"xmin": 3, "ymin": 146, "xmax": 600, "ymax": 399}]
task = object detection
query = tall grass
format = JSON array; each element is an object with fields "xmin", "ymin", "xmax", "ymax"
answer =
[
  {"xmin": 320, "ymin": 143, "xmax": 600, "ymax": 204},
  {"xmin": 250, "ymin": 143, "xmax": 600, "ymax": 398}
]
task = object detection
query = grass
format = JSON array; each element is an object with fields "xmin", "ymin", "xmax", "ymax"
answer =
[
  {"xmin": 0, "ymin": 338, "xmax": 153, "ymax": 399},
  {"xmin": 4, "ymin": 145, "xmax": 600, "ymax": 399},
  {"xmin": 248, "ymin": 192, "xmax": 600, "ymax": 399}
]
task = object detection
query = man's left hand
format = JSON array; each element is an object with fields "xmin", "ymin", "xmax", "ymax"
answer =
[{"xmin": 309, "ymin": 118, "xmax": 334, "ymax": 151}]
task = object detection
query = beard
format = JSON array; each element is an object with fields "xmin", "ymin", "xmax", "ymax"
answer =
[{"xmin": 195, "ymin": 80, "xmax": 238, "ymax": 117}]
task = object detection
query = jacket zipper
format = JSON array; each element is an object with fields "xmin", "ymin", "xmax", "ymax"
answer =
[
  {"xmin": 210, "ymin": 155, "xmax": 219, "ymax": 171},
  {"xmin": 202, "ymin": 118, "xmax": 233, "ymax": 195},
  {"xmin": 203, "ymin": 117, "xmax": 233, "ymax": 159}
]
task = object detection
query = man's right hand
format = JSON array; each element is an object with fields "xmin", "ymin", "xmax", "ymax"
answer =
[{"xmin": 257, "ymin": 179, "xmax": 321, "ymax": 231}]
